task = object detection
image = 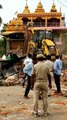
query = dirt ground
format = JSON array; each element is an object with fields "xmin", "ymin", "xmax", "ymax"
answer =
[{"xmin": 0, "ymin": 80, "xmax": 67, "ymax": 120}]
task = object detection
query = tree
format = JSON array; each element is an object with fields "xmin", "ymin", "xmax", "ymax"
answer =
[
  {"xmin": 0, "ymin": 4, "xmax": 2, "ymax": 25},
  {"xmin": 0, "ymin": 17, "xmax": 2, "ymax": 25},
  {"xmin": 1, "ymin": 23, "xmax": 8, "ymax": 32},
  {"xmin": 0, "ymin": 4, "xmax": 2, "ymax": 9}
]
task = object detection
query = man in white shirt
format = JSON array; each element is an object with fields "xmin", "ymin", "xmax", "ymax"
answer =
[
  {"xmin": 23, "ymin": 54, "xmax": 33, "ymax": 98},
  {"xmin": 23, "ymin": 54, "xmax": 32, "ymax": 65}
]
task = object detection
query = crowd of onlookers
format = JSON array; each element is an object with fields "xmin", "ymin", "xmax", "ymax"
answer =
[{"xmin": 16, "ymin": 53, "xmax": 63, "ymax": 117}]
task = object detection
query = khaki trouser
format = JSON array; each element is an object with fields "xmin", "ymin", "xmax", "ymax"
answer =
[{"xmin": 33, "ymin": 81, "xmax": 48, "ymax": 113}]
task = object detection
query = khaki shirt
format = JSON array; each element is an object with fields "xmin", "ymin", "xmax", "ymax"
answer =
[{"xmin": 32, "ymin": 61, "xmax": 49, "ymax": 82}]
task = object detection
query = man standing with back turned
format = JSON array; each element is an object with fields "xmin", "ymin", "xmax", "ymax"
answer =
[
  {"xmin": 32, "ymin": 53, "xmax": 49, "ymax": 117},
  {"xmin": 53, "ymin": 55, "xmax": 62, "ymax": 95}
]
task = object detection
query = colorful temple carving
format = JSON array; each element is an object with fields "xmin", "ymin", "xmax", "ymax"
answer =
[{"xmin": 2, "ymin": 0, "xmax": 67, "ymax": 54}]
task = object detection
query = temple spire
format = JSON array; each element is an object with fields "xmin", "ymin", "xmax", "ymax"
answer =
[
  {"xmin": 50, "ymin": 1, "xmax": 57, "ymax": 12},
  {"xmin": 60, "ymin": 6, "xmax": 61, "ymax": 12},
  {"xmin": 23, "ymin": 0, "xmax": 30, "ymax": 13},
  {"xmin": 39, "ymin": 0, "xmax": 41, "ymax": 2},
  {"xmin": 26, "ymin": 0, "xmax": 28, "ymax": 6},
  {"xmin": 35, "ymin": 1, "xmax": 45, "ymax": 13}
]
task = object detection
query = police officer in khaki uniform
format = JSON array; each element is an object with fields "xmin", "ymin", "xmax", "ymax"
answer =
[{"xmin": 32, "ymin": 53, "xmax": 49, "ymax": 117}]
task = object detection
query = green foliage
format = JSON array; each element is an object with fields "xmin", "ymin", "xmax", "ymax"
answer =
[
  {"xmin": 0, "ymin": 4, "xmax": 2, "ymax": 8},
  {"xmin": 0, "ymin": 38, "xmax": 6, "ymax": 57},
  {"xmin": 1, "ymin": 23, "xmax": 7, "ymax": 32},
  {"xmin": 0, "ymin": 4, "xmax": 2, "ymax": 25},
  {"xmin": 0, "ymin": 17, "xmax": 2, "ymax": 25}
]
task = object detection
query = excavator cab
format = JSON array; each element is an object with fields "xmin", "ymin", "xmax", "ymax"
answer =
[
  {"xmin": 33, "ymin": 30, "xmax": 59, "ymax": 56},
  {"xmin": 27, "ymin": 29, "xmax": 59, "ymax": 60}
]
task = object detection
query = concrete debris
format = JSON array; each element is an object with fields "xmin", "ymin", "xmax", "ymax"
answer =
[{"xmin": 4, "ymin": 74, "xmax": 19, "ymax": 86}]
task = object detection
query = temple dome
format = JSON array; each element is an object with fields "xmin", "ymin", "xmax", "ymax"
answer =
[
  {"xmin": 34, "ymin": 2, "xmax": 45, "ymax": 14},
  {"xmin": 50, "ymin": 2, "xmax": 57, "ymax": 12},
  {"xmin": 23, "ymin": 4, "xmax": 30, "ymax": 14}
]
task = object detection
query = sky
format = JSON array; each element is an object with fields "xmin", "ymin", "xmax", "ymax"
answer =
[{"xmin": 0, "ymin": 0, "xmax": 67, "ymax": 29}]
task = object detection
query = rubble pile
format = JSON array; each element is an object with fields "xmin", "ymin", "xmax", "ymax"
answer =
[
  {"xmin": 0, "ymin": 66, "xmax": 21, "ymax": 86},
  {"xmin": 4, "ymin": 74, "xmax": 19, "ymax": 86}
]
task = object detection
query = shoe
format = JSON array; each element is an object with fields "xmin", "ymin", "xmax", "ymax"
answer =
[
  {"xmin": 54, "ymin": 90, "xmax": 58, "ymax": 93},
  {"xmin": 48, "ymin": 94, "xmax": 51, "ymax": 97},
  {"xmin": 24, "ymin": 96, "xmax": 30, "ymax": 99},
  {"xmin": 57, "ymin": 92, "xmax": 63, "ymax": 96},
  {"xmin": 43, "ymin": 112, "xmax": 49, "ymax": 117},
  {"xmin": 32, "ymin": 111, "xmax": 39, "ymax": 117},
  {"xmin": 39, "ymin": 96, "xmax": 42, "ymax": 100},
  {"xmin": 53, "ymin": 91, "xmax": 63, "ymax": 96}
]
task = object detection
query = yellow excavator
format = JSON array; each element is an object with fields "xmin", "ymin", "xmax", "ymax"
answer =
[
  {"xmin": 27, "ymin": 29, "xmax": 59, "ymax": 60},
  {"xmin": 42, "ymin": 38, "xmax": 59, "ymax": 58}
]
